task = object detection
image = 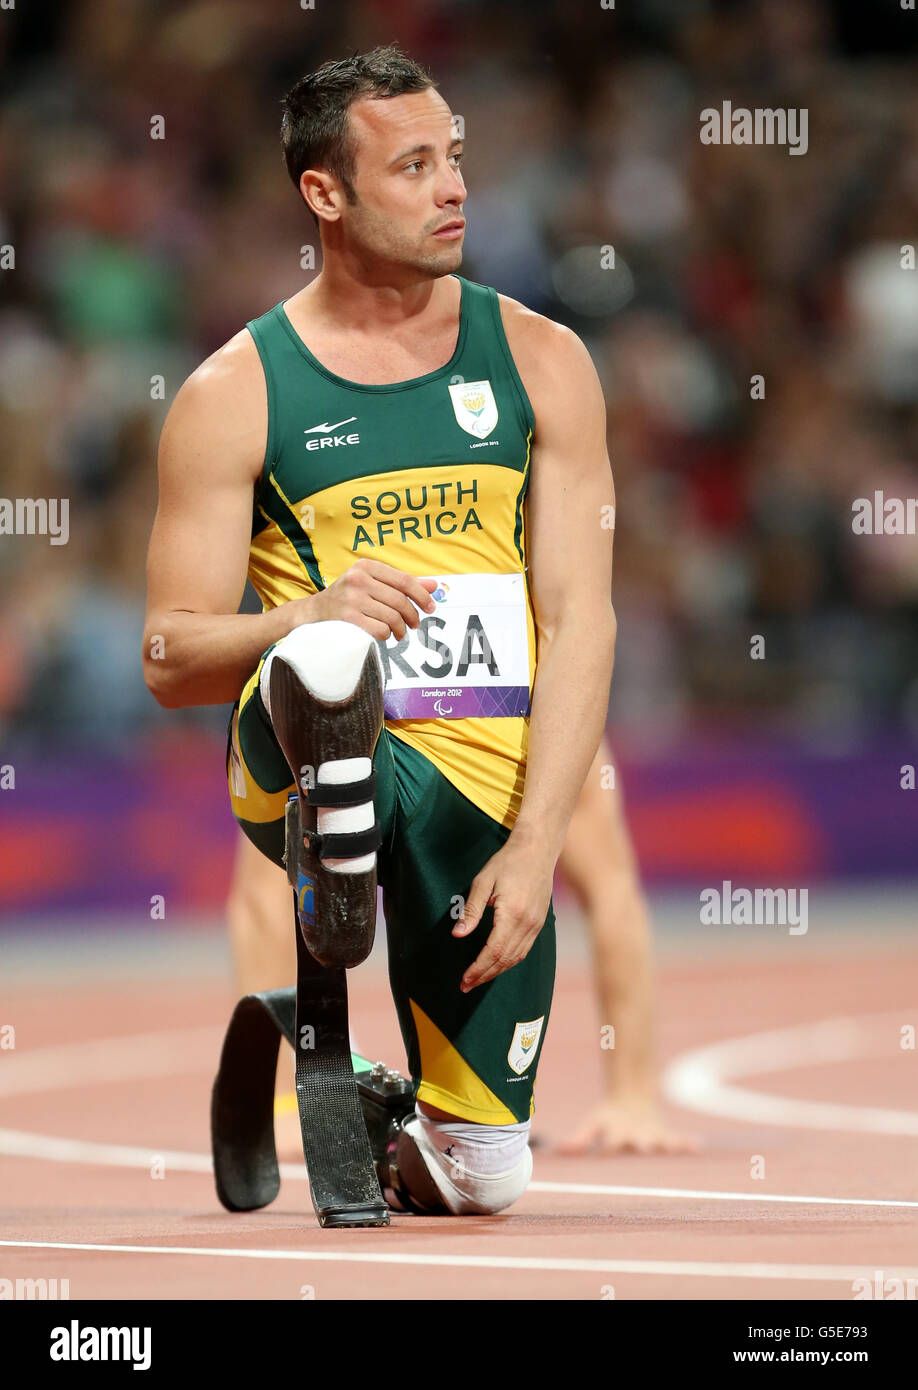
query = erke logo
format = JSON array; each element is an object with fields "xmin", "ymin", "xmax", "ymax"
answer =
[{"xmin": 304, "ymin": 417, "xmax": 359, "ymax": 450}]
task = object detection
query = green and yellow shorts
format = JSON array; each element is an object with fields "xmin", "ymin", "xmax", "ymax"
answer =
[{"xmin": 226, "ymin": 651, "xmax": 556, "ymax": 1125}]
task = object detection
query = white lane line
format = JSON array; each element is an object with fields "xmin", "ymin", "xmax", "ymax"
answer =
[
  {"xmin": 1, "ymin": 1239, "xmax": 917, "ymax": 1283},
  {"xmin": 0, "ymin": 1129, "xmax": 215, "ymax": 1173},
  {"xmin": 0, "ymin": 1028, "xmax": 222, "ymax": 1098},
  {"xmin": 527, "ymin": 1181, "xmax": 918, "ymax": 1209},
  {"xmin": 2, "ymin": 1128, "xmax": 917, "ymax": 1209},
  {"xmin": 663, "ymin": 1012, "xmax": 918, "ymax": 1135}
]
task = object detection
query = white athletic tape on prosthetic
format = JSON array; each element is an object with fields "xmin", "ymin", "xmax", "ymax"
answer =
[
  {"xmin": 317, "ymin": 757, "xmax": 375, "ymax": 874},
  {"xmin": 408, "ymin": 1109, "xmax": 533, "ymax": 1215}
]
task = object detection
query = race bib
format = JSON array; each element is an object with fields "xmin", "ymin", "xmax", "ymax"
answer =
[{"xmin": 379, "ymin": 572, "xmax": 531, "ymax": 719}]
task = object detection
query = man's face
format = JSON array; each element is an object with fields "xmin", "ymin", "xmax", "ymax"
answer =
[{"xmin": 334, "ymin": 87, "xmax": 467, "ymax": 279}]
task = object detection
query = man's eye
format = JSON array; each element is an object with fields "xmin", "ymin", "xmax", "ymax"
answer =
[
  {"xmin": 405, "ymin": 160, "xmax": 423, "ymax": 173},
  {"xmin": 450, "ymin": 152, "xmax": 464, "ymax": 166}
]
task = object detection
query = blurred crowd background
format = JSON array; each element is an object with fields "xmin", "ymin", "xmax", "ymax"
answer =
[
  {"xmin": 1, "ymin": 2, "xmax": 918, "ymax": 922},
  {"xmin": 1, "ymin": 0, "xmax": 917, "ymax": 762}
]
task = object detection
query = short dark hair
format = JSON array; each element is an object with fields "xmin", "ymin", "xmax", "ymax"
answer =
[{"xmin": 281, "ymin": 45, "xmax": 437, "ymax": 223}]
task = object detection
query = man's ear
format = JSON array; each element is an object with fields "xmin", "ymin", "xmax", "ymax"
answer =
[{"xmin": 300, "ymin": 169, "xmax": 344, "ymax": 223}]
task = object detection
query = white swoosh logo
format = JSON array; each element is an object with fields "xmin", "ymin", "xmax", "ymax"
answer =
[{"xmin": 303, "ymin": 417, "xmax": 357, "ymax": 434}]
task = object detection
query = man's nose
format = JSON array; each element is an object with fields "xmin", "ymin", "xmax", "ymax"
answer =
[{"xmin": 436, "ymin": 163, "xmax": 467, "ymax": 207}]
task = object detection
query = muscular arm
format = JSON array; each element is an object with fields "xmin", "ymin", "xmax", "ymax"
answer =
[
  {"xmin": 508, "ymin": 307, "xmax": 617, "ymax": 859},
  {"xmin": 142, "ymin": 332, "xmax": 311, "ymax": 709},
  {"xmin": 453, "ymin": 306, "xmax": 616, "ymax": 990}
]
